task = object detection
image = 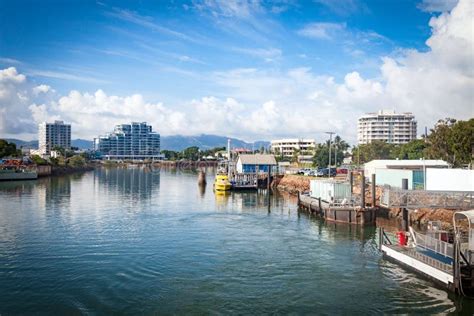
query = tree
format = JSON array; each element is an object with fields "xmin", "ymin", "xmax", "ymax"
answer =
[
  {"xmin": 0, "ymin": 139, "xmax": 21, "ymax": 158},
  {"xmin": 313, "ymin": 136, "xmax": 349, "ymax": 167},
  {"xmin": 161, "ymin": 150, "xmax": 179, "ymax": 160},
  {"xmin": 394, "ymin": 139, "xmax": 428, "ymax": 160},
  {"xmin": 352, "ymin": 141, "xmax": 395, "ymax": 164},
  {"xmin": 52, "ymin": 145, "xmax": 66, "ymax": 157},
  {"xmin": 313, "ymin": 144, "xmax": 329, "ymax": 167},
  {"xmin": 181, "ymin": 146, "xmax": 200, "ymax": 161},
  {"xmin": 30, "ymin": 155, "xmax": 48, "ymax": 165},
  {"xmin": 291, "ymin": 148, "xmax": 300, "ymax": 163},
  {"xmin": 425, "ymin": 118, "xmax": 474, "ymax": 166},
  {"xmin": 68, "ymin": 155, "xmax": 86, "ymax": 168}
]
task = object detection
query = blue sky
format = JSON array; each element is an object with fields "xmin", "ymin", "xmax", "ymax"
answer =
[
  {"xmin": 0, "ymin": 0, "xmax": 471, "ymax": 143},
  {"xmin": 1, "ymin": 0, "xmax": 432, "ymax": 98}
]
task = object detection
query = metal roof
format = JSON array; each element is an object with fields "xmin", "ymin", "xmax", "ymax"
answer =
[
  {"xmin": 454, "ymin": 210, "xmax": 474, "ymax": 223},
  {"xmin": 238, "ymin": 154, "xmax": 277, "ymax": 165},
  {"xmin": 365, "ymin": 159, "xmax": 449, "ymax": 168}
]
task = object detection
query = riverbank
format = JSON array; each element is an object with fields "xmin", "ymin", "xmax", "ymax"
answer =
[
  {"xmin": 50, "ymin": 164, "xmax": 95, "ymax": 176},
  {"xmin": 274, "ymin": 174, "xmax": 311, "ymax": 194},
  {"xmin": 276, "ymin": 174, "xmax": 458, "ymax": 229}
]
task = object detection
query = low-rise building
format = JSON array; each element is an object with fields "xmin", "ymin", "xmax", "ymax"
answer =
[
  {"xmin": 364, "ymin": 159, "xmax": 449, "ymax": 189},
  {"xmin": 271, "ymin": 139, "xmax": 316, "ymax": 162},
  {"xmin": 236, "ymin": 154, "xmax": 277, "ymax": 173}
]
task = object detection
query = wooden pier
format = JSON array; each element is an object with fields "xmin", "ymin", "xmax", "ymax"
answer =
[
  {"xmin": 230, "ymin": 172, "xmax": 272, "ymax": 190},
  {"xmin": 298, "ymin": 193, "xmax": 376, "ymax": 225}
]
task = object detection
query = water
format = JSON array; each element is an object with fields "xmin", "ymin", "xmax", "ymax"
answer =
[{"xmin": 0, "ymin": 167, "xmax": 471, "ymax": 314}]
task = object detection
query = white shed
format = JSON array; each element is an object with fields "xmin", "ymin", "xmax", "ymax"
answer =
[{"xmin": 364, "ymin": 159, "xmax": 449, "ymax": 178}]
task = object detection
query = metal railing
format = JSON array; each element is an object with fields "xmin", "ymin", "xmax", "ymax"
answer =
[
  {"xmin": 415, "ymin": 232, "xmax": 454, "ymax": 258},
  {"xmin": 381, "ymin": 187, "xmax": 474, "ymax": 209}
]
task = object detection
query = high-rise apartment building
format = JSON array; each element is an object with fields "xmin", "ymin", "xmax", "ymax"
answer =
[
  {"xmin": 38, "ymin": 120, "xmax": 71, "ymax": 155},
  {"xmin": 357, "ymin": 110, "xmax": 417, "ymax": 145},
  {"xmin": 94, "ymin": 122, "xmax": 162, "ymax": 160},
  {"xmin": 271, "ymin": 139, "xmax": 316, "ymax": 163}
]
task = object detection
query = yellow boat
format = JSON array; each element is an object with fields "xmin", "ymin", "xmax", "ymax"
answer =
[{"xmin": 214, "ymin": 174, "xmax": 232, "ymax": 191}]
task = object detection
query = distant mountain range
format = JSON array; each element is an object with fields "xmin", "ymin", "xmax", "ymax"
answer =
[
  {"xmin": 4, "ymin": 139, "xmax": 93, "ymax": 150},
  {"xmin": 4, "ymin": 134, "xmax": 270, "ymax": 152},
  {"xmin": 161, "ymin": 134, "xmax": 269, "ymax": 151}
]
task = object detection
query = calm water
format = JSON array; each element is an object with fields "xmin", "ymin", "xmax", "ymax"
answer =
[{"xmin": 0, "ymin": 167, "xmax": 471, "ymax": 314}]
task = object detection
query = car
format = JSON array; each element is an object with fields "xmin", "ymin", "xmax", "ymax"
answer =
[
  {"xmin": 317, "ymin": 168, "xmax": 337, "ymax": 177},
  {"xmin": 297, "ymin": 168, "xmax": 311, "ymax": 175},
  {"xmin": 336, "ymin": 168, "xmax": 349, "ymax": 174},
  {"xmin": 308, "ymin": 170, "xmax": 318, "ymax": 177}
]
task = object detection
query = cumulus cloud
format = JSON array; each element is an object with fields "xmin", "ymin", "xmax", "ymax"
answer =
[
  {"xmin": 32, "ymin": 84, "xmax": 52, "ymax": 95},
  {"xmin": 0, "ymin": 0, "xmax": 472, "ymax": 144}
]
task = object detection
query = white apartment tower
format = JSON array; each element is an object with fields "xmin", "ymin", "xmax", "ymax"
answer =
[
  {"xmin": 94, "ymin": 122, "xmax": 162, "ymax": 160},
  {"xmin": 357, "ymin": 110, "xmax": 417, "ymax": 145},
  {"xmin": 38, "ymin": 120, "xmax": 72, "ymax": 155}
]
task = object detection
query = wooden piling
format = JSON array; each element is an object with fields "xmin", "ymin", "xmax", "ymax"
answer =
[
  {"xmin": 360, "ymin": 170, "xmax": 366, "ymax": 208},
  {"xmin": 197, "ymin": 170, "xmax": 206, "ymax": 186},
  {"xmin": 349, "ymin": 171, "xmax": 353, "ymax": 194},
  {"xmin": 371, "ymin": 173, "xmax": 376, "ymax": 207}
]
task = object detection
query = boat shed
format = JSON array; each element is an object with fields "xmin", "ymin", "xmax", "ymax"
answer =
[{"xmin": 236, "ymin": 154, "xmax": 277, "ymax": 173}]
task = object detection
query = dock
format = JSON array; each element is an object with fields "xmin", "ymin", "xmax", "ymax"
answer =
[
  {"xmin": 298, "ymin": 192, "xmax": 376, "ymax": 225},
  {"xmin": 378, "ymin": 210, "xmax": 474, "ymax": 297}
]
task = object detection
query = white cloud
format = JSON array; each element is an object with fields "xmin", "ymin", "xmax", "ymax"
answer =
[
  {"xmin": 33, "ymin": 84, "xmax": 52, "ymax": 95},
  {"xmin": 27, "ymin": 69, "xmax": 111, "ymax": 84},
  {"xmin": 193, "ymin": 0, "xmax": 263, "ymax": 18},
  {"xmin": 231, "ymin": 47, "xmax": 282, "ymax": 61},
  {"xmin": 417, "ymin": 0, "xmax": 458, "ymax": 12},
  {"xmin": 297, "ymin": 22, "xmax": 346, "ymax": 39},
  {"xmin": 0, "ymin": 0, "xmax": 472, "ymax": 144},
  {"xmin": 0, "ymin": 67, "xmax": 26, "ymax": 84}
]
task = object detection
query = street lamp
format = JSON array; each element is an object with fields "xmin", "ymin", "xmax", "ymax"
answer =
[{"xmin": 325, "ymin": 132, "xmax": 335, "ymax": 178}]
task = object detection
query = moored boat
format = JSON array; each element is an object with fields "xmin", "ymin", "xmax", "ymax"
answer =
[
  {"xmin": 0, "ymin": 168, "xmax": 38, "ymax": 181},
  {"xmin": 214, "ymin": 174, "xmax": 231, "ymax": 191}
]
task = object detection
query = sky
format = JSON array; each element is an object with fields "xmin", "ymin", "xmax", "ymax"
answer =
[{"xmin": 0, "ymin": 0, "xmax": 472, "ymax": 145}]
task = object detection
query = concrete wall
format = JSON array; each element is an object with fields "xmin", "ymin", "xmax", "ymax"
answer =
[
  {"xmin": 426, "ymin": 168, "xmax": 474, "ymax": 191},
  {"xmin": 36, "ymin": 165, "xmax": 51, "ymax": 176},
  {"xmin": 376, "ymin": 169, "xmax": 414, "ymax": 189}
]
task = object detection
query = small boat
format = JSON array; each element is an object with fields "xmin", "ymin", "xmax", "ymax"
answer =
[{"xmin": 214, "ymin": 174, "xmax": 231, "ymax": 191}]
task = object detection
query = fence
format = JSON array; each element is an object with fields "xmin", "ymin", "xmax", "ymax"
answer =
[
  {"xmin": 381, "ymin": 187, "xmax": 474, "ymax": 209},
  {"xmin": 415, "ymin": 232, "xmax": 454, "ymax": 259}
]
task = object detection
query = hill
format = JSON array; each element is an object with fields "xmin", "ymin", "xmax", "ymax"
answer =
[{"xmin": 161, "ymin": 134, "xmax": 269, "ymax": 151}]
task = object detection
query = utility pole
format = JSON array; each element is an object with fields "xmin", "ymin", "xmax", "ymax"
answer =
[{"xmin": 325, "ymin": 132, "xmax": 335, "ymax": 178}]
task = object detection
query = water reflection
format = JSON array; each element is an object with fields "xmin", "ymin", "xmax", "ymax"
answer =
[{"xmin": 95, "ymin": 167, "xmax": 160, "ymax": 204}]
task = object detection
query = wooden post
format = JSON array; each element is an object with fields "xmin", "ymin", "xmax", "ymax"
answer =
[
  {"xmin": 402, "ymin": 178, "xmax": 409, "ymax": 232},
  {"xmin": 360, "ymin": 171, "xmax": 366, "ymax": 208},
  {"xmin": 349, "ymin": 171, "xmax": 353, "ymax": 194},
  {"xmin": 267, "ymin": 166, "xmax": 271, "ymax": 192},
  {"xmin": 371, "ymin": 173, "xmax": 376, "ymax": 207}
]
